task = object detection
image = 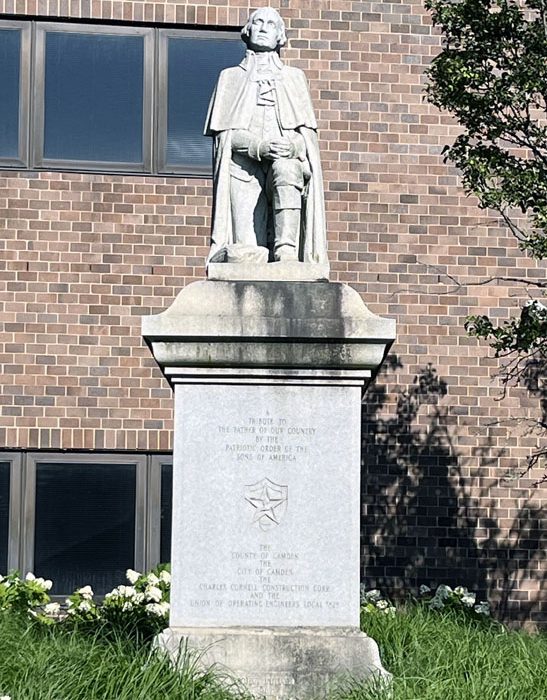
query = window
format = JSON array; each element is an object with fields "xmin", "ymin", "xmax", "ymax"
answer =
[
  {"xmin": 0, "ymin": 21, "xmax": 30, "ymax": 167},
  {"xmin": 0, "ymin": 452, "xmax": 22, "ymax": 574},
  {"xmin": 1, "ymin": 452, "xmax": 172, "ymax": 595},
  {"xmin": 35, "ymin": 24, "xmax": 152, "ymax": 171},
  {"xmin": 160, "ymin": 462, "xmax": 173, "ymax": 564},
  {"xmin": 158, "ymin": 30, "xmax": 243, "ymax": 174},
  {"xmin": 0, "ymin": 20, "xmax": 243, "ymax": 175},
  {"xmin": 33, "ymin": 460, "xmax": 138, "ymax": 594},
  {"xmin": 0, "ymin": 461, "xmax": 10, "ymax": 573}
]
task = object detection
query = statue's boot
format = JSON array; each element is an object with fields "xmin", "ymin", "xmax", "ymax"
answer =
[
  {"xmin": 274, "ymin": 208, "xmax": 300, "ymax": 261},
  {"xmin": 270, "ymin": 162, "xmax": 304, "ymax": 262}
]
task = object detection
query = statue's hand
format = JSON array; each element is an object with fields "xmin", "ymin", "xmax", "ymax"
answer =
[
  {"xmin": 269, "ymin": 138, "xmax": 296, "ymax": 159},
  {"xmin": 259, "ymin": 141, "xmax": 275, "ymax": 160}
]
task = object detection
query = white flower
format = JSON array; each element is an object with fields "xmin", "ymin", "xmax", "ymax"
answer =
[
  {"xmin": 364, "ymin": 589, "xmax": 382, "ymax": 603},
  {"xmin": 454, "ymin": 586, "xmax": 467, "ymax": 596},
  {"xmin": 28, "ymin": 576, "xmax": 52, "ymax": 591},
  {"xmin": 107, "ymin": 585, "xmax": 137, "ymax": 599},
  {"xmin": 145, "ymin": 585, "xmax": 162, "ymax": 603},
  {"xmin": 146, "ymin": 601, "xmax": 170, "ymax": 617},
  {"xmin": 146, "ymin": 573, "xmax": 160, "ymax": 586},
  {"xmin": 419, "ymin": 584, "xmax": 431, "ymax": 595},
  {"xmin": 0, "ymin": 695, "xmax": 11, "ymax": 700},
  {"xmin": 474, "ymin": 601, "xmax": 490, "ymax": 616},
  {"xmin": 44, "ymin": 602, "xmax": 61, "ymax": 616},
  {"xmin": 78, "ymin": 600, "xmax": 92, "ymax": 612},
  {"xmin": 122, "ymin": 600, "xmax": 135, "ymax": 612},
  {"xmin": 159, "ymin": 570, "xmax": 171, "ymax": 584},
  {"xmin": 376, "ymin": 599, "xmax": 389, "ymax": 610},
  {"xmin": 461, "ymin": 593, "xmax": 476, "ymax": 608},
  {"xmin": 77, "ymin": 585, "xmax": 94, "ymax": 600},
  {"xmin": 435, "ymin": 584, "xmax": 452, "ymax": 599},
  {"xmin": 126, "ymin": 569, "xmax": 141, "ymax": 585}
]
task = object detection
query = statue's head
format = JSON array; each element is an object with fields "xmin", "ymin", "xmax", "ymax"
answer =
[{"xmin": 241, "ymin": 7, "xmax": 287, "ymax": 52}]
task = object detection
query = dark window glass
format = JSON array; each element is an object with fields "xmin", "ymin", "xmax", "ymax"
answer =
[
  {"xmin": 43, "ymin": 32, "xmax": 144, "ymax": 163},
  {"xmin": 0, "ymin": 29, "xmax": 21, "ymax": 159},
  {"xmin": 165, "ymin": 35, "xmax": 243, "ymax": 171},
  {"xmin": 34, "ymin": 462, "xmax": 136, "ymax": 594},
  {"xmin": 0, "ymin": 463, "xmax": 9, "ymax": 574},
  {"xmin": 160, "ymin": 463, "xmax": 172, "ymax": 564}
]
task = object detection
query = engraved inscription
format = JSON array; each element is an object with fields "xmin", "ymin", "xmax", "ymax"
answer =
[
  {"xmin": 245, "ymin": 477, "xmax": 288, "ymax": 531},
  {"xmin": 192, "ymin": 542, "xmax": 342, "ymax": 613},
  {"xmin": 218, "ymin": 414, "xmax": 315, "ymax": 465}
]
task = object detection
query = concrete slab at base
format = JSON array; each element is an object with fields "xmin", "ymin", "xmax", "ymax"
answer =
[{"xmin": 156, "ymin": 626, "xmax": 391, "ymax": 700}]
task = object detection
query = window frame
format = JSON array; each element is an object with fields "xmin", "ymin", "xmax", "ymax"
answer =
[
  {"xmin": 0, "ymin": 20, "xmax": 31, "ymax": 168},
  {"xmin": 32, "ymin": 22, "xmax": 154, "ymax": 174},
  {"xmin": 0, "ymin": 452, "xmax": 23, "ymax": 572}
]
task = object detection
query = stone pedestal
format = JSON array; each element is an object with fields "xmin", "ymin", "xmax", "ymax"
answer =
[{"xmin": 143, "ymin": 280, "xmax": 395, "ymax": 700}]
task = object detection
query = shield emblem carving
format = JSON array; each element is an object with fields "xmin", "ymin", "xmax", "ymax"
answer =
[{"xmin": 245, "ymin": 478, "xmax": 288, "ymax": 531}]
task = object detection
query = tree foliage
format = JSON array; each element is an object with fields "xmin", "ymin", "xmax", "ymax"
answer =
[
  {"xmin": 425, "ymin": 0, "xmax": 547, "ymax": 255},
  {"xmin": 426, "ymin": 0, "xmax": 547, "ymax": 481}
]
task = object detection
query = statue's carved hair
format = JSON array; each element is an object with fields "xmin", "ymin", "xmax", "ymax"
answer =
[{"xmin": 241, "ymin": 8, "xmax": 287, "ymax": 48}]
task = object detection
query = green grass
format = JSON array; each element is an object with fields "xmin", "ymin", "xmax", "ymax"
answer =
[
  {"xmin": 335, "ymin": 605, "xmax": 547, "ymax": 700},
  {"xmin": 0, "ymin": 613, "xmax": 250, "ymax": 700},
  {"xmin": 0, "ymin": 607, "xmax": 545, "ymax": 700}
]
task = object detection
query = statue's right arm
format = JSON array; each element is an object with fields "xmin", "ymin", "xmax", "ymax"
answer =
[{"xmin": 231, "ymin": 130, "xmax": 264, "ymax": 161}]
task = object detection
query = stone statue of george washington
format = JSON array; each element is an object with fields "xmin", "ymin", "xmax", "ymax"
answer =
[{"xmin": 204, "ymin": 7, "xmax": 327, "ymax": 267}]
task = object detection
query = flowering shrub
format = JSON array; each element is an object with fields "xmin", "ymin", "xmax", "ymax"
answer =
[
  {"xmin": 418, "ymin": 584, "xmax": 491, "ymax": 619},
  {"xmin": 64, "ymin": 584, "xmax": 100, "ymax": 626},
  {"xmin": 65, "ymin": 565, "xmax": 171, "ymax": 642},
  {"xmin": 0, "ymin": 565, "xmax": 171, "ymax": 644},
  {"xmin": 102, "ymin": 567, "xmax": 170, "ymax": 641},
  {"xmin": 360, "ymin": 583, "xmax": 491, "ymax": 625},
  {"xmin": 360, "ymin": 587, "xmax": 396, "ymax": 617},
  {"xmin": 0, "ymin": 572, "xmax": 52, "ymax": 616}
]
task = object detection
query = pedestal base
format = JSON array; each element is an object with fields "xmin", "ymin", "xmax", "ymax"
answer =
[
  {"xmin": 156, "ymin": 626, "xmax": 390, "ymax": 700},
  {"xmin": 207, "ymin": 261, "xmax": 330, "ymax": 282}
]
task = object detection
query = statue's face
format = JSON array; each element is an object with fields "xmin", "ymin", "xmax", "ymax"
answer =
[{"xmin": 247, "ymin": 8, "xmax": 280, "ymax": 52}]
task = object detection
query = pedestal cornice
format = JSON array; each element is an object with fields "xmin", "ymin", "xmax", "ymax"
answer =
[{"xmin": 142, "ymin": 280, "xmax": 395, "ymax": 387}]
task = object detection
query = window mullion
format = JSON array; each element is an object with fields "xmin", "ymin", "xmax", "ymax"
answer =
[
  {"xmin": 134, "ymin": 456, "xmax": 148, "ymax": 574},
  {"xmin": 21, "ymin": 452, "xmax": 36, "ymax": 576},
  {"xmin": 7, "ymin": 452, "xmax": 23, "ymax": 572},
  {"xmin": 146, "ymin": 455, "xmax": 163, "ymax": 572},
  {"xmin": 31, "ymin": 23, "xmax": 46, "ymax": 170}
]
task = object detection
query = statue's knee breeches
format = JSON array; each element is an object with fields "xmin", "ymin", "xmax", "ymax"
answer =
[{"xmin": 269, "ymin": 159, "xmax": 305, "ymax": 210}]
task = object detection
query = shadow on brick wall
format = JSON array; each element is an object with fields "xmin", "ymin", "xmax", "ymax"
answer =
[{"xmin": 361, "ymin": 358, "xmax": 546, "ymax": 626}]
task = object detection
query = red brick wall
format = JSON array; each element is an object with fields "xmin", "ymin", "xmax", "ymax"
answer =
[{"xmin": 0, "ymin": 0, "xmax": 545, "ymax": 625}]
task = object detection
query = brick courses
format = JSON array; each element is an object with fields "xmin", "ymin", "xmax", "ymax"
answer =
[{"xmin": 0, "ymin": 0, "xmax": 545, "ymax": 625}]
